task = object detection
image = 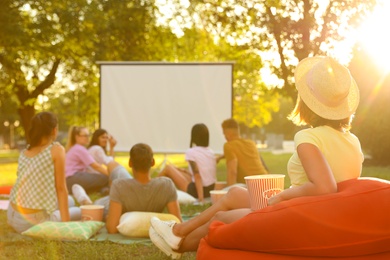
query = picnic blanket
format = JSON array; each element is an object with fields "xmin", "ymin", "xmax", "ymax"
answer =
[
  {"xmin": 1, "ymin": 209, "xmax": 195, "ymax": 245},
  {"xmin": 91, "ymin": 227, "xmax": 151, "ymax": 244}
]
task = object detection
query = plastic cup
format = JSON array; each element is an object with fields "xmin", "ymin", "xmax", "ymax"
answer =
[
  {"xmin": 209, "ymin": 190, "xmax": 228, "ymax": 204},
  {"xmin": 245, "ymin": 174, "xmax": 285, "ymax": 210},
  {"xmin": 80, "ymin": 205, "xmax": 104, "ymax": 221}
]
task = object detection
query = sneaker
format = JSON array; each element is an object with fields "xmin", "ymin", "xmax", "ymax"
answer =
[
  {"xmin": 72, "ymin": 184, "xmax": 92, "ymax": 205},
  {"xmin": 150, "ymin": 217, "xmax": 183, "ymax": 250},
  {"xmin": 149, "ymin": 226, "xmax": 182, "ymax": 259}
]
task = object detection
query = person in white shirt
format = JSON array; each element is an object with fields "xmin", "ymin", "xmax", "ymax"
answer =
[
  {"xmin": 158, "ymin": 123, "xmax": 217, "ymax": 203},
  {"xmin": 87, "ymin": 129, "xmax": 132, "ymax": 182}
]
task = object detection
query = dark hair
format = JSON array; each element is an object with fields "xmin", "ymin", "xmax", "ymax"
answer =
[
  {"xmin": 28, "ymin": 112, "xmax": 58, "ymax": 148},
  {"xmin": 288, "ymin": 96, "xmax": 352, "ymax": 131},
  {"xmin": 88, "ymin": 129, "xmax": 108, "ymax": 152},
  {"xmin": 221, "ymin": 118, "xmax": 239, "ymax": 130},
  {"xmin": 129, "ymin": 143, "xmax": 154, "ymax": 172},
  {"xmin": 190, "ymin": 123, "xmax": 209, "ymax": 147}
]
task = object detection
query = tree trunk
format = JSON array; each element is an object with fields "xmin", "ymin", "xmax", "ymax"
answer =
[
  {"xmin": 17, "ymin": 105, "xmax": 35, "ymax": 144},
  {"xmin": 13, "ymin": 59, "xmax": 61, "ymax": 141}
]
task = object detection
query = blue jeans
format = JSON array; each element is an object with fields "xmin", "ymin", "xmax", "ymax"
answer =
[
  {"xmin": 110, "ymin": 165, "xmax": 132, "ymax": 181},
  {"xmin": 7, "ymin": 204, "xmax": 49, "ymax": 233}
]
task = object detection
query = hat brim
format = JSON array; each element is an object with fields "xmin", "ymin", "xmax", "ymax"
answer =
[{"xmin": 295, "ymin": 56, "xmax": 359, "ymax": 120}]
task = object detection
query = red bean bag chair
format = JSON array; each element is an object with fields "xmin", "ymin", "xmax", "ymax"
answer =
[{"xmin": 197, "ymin": 177, "xmax": 390, "ymax": 259}]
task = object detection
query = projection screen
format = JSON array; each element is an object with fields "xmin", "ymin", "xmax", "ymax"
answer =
[{"xmin": 99, "ymin": 62, "xmax": 233, "ymax": 154}]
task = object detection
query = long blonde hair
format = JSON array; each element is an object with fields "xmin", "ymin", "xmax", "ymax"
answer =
[
  {"xmin": 65, "ymin": 126, "xmax": 86, "ymax": 152},
  {"xmin": 288, "ymin": 96, "xmax": 353, "ymax": 131}
]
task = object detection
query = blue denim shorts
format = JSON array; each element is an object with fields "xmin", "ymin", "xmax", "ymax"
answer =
[
  {"xmin": 110, "ymin": 165, "xmax": 132, "ymax": 181},
  {"xmin": 7, "ymin": 204, "xmax": 49, "ymax": 233}
]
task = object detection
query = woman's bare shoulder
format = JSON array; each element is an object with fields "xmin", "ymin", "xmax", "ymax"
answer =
[{"xmin": 51, "ymin": 142, "xmax": 65, "ymax": 153}]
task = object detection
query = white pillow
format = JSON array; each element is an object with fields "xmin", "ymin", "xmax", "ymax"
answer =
[
  {"xmin": 176, "ymin": 190, "xmax": 196, "ymax": 204},
  {"xmin": 117, "ymin": 212, "xmax": 180, "ymax": 238}
]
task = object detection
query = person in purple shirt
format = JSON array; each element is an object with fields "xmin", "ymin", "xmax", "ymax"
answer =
[{"xmin": 65, "ymin": 126, "xmax": 119, "ymax": 195}]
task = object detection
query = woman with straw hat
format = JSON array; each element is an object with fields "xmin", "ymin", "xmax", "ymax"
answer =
[{"xmin": 149, "ymin": 56, "xmax": 364, "ymax": 258}]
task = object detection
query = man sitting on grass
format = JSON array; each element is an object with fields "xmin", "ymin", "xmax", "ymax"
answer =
[
  {"xmin": 72, "ymin": 143, "xmax": 182, "ymax": 233},
  {"xmin": 218, "ymin": 118, "xmax": 268, "ymax": 186}
]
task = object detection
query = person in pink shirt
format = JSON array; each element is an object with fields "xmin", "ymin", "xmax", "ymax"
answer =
[{"xmin": 65, "ymin": 126, "xmax": 118, "ymax": 195}]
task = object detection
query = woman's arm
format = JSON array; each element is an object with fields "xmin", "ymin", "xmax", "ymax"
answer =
[
  {"xmin": 91, "ymin": 146, "xmax": 114, "ymax": 165},
  {"xmin": 108, "ymin": 135, "xmax": 117, "ymax": 157},
  {"xmin": 268, "ymin": 143, "xmax": 337, "ymax": 205},
  {"xmin": 216, "ymin": 154, "xmax": 225, "ymax": 163},
  {"xmin": 189, "ymin": 160, "xmax": 204, "ymax": 202},
  {"xmin": 52, "ymin": 143, "xmax": 70, "ymax": 222},
  {"xmin": 166, "ymin": 200, "xmax": 183, "ymax": 222},
  {"xmin": 89, "ymin": 162, "xmax": 109, "ymax": 175},
  {"xmin": 106, "ymin": 200, "xmax": 122, "ymax": 233}
]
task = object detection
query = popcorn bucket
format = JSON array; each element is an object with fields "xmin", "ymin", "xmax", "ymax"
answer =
[
  {"xmin": 80, "ymin": 205, "xmax": 104, "ymax": 221},
  {"xmin": 245, "ymin": 174, "xmax": 285, "ymax": 210}
]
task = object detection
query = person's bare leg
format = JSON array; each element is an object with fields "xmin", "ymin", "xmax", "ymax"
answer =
[
  {"xmin": 107, "ymin": 161, "xmax": 121, "ymax": 186},
  {"xmin": 158, "ymin": 165, "xmax": 190, "ymax": 191},
  {"xmin": 173, "ymin": 186, "xmax": 251, "ymax": 237},
  {"xmin": 178, "ymin": 208, "xmax": 252, "ymax": 252},
  {"xmin": 177, "ymin": 168, "xmax": 192, "ymax": 183}
]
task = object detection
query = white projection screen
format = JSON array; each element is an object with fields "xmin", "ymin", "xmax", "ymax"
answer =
[{"xmin": 98, "ymin": 62, "xmax": 233, "ymax": 154}]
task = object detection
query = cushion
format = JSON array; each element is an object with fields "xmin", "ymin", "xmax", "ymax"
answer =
[
  {"xmin": 206, "ymin": 177, "xmax": 390, "ymax": 257},
  {"xmin": 22, "ymin": 221, "xmax": 104, "ymax": 240},
  {"xmin": 117, "ymin": 211, "xmax": 180, "ymax": 238},
  {"xmin": 0, "ymin": 185, "xmax": 12, "ymax": 195},
  {"xmin": 177, "ymin": 190, "xmax": 196, "ymax": 204}
]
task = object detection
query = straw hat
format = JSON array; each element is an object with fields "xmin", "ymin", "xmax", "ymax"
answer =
[{"xmin": 295, "ymin": 56, "xmax": 359, "ymax": 120}]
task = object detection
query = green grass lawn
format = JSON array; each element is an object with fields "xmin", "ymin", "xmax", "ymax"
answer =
[{"xmin": 1, "ymin": 150, "xmax": 390, "ymax": 259}]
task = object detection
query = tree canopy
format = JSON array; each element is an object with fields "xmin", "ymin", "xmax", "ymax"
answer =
[
  {"xmin": 0, "ymin": 0, "xmax": 380, "ymax": 150},
  {"xmin": 165, "ymin": 0, "xmax": 377, "ymax": 98}
]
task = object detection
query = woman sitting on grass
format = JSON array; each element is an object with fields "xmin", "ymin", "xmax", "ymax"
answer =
[
  {"xmin": 87, "ymin": 128, "xmax": 132, "ymax": 182},
  {"xmin": 7, "ymin": 112, "xmax": 80, "ymax": 233},
  {"xmin": 65, "ymin": 126, "xmax": 121, "ymax": 195},
  {"xmin": 158, "ymin": 123, "xmax": 217, "ymax": 203}
]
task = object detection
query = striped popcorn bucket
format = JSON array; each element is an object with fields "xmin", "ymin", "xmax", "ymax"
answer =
[{"xmin": 245, "ymin": 174, "xmax": 285, "ymax": 210}]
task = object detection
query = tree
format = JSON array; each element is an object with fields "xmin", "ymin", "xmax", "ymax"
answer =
[
  {"xmin": 165, "ymin": 0, "xmax": 377, "ymax": 99},
  {"xmin": 0, "ymin": 0, "xmax": 99, "ymax": 139},
  {"xmin": 3, "ymin": 0, "xmax": 376, "ymax": 143}
]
